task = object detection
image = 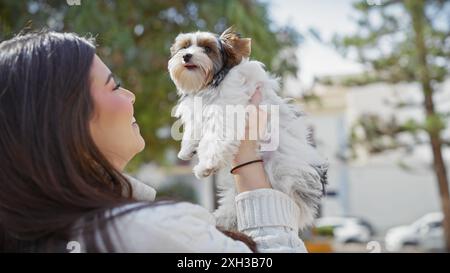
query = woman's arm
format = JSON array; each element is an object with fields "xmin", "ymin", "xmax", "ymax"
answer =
[
  {"xmin": 231, "ymin": 139, "xmax": 308, "ymax": 252},
  {"xmin": 229, "ymin": 88, "xmax": 308, "ymax": 253}
]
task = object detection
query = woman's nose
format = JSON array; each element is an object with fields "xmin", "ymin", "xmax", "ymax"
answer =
[{"xmin": 122, "ymin": 88, "xmax": 135, "ymax": 104}]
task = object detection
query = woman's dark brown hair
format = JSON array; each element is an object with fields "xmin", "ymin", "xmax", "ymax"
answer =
[
  {"xmin": 0, "ymin": 31, "xmax": 140, "ymax": 252},
  {"xmin": 0, "ymin": 31, "xmax": 256, "ymax": 253}
]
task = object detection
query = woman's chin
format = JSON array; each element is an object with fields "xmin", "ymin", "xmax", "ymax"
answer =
[
  {"xmin": 134, "ymin": 135, "xmax": 145, "ymax": 153},
  {"xmin": 131, "ymin": 124, "xmax": 146, "ymax": 151},
  {"xmin": 138, "ymin": 135, "xmax": 146, "ymax": 151}
]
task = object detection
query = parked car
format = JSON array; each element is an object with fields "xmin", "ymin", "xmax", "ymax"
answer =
[
  {"xmin": 314, "ymin": 216, "xmax": 375, "ymax": 244},
  {"xmin": 417, "ymin": 219, "xmax": 444, "ymax": 252},
  {"xmin": 385, "ymin": 212, "xmax": 443, "ymax": 252}
]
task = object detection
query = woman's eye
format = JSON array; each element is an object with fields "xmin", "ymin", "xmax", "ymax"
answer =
[
  {"xmin": 112, "ymin": 81, "xmax": 121, "ymax": 91},
  {"xmin": 204, "ymin": 46, "xmax": 211, "ymax": 53}
]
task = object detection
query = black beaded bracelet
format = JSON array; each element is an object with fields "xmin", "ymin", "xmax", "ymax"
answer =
[{"xmin": 230, "ymin": 159, "xmax": 264, "ymax": 174}]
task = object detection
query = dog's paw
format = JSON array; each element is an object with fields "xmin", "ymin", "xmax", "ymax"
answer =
[
  {"xmin": 177, "ymin": 149, "xmax": 196, "ymax": 161},
  {"xmin": 193, "ymin": 163, "xmax": 218, "ymax": 179}
]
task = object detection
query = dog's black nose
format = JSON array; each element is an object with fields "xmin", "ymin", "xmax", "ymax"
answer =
[{"xmin": 183, "ymin": 53, "xmax": 193, "ymax": 63}]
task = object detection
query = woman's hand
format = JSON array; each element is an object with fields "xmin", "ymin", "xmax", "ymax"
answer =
[{"xmin": 232, "ymin": 87, "xmax": 272, "ymax": 193}]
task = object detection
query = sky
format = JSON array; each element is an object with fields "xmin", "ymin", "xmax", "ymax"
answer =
[{"xmin": 267, "ymin": 0, "xmax": 365, "ymax": 91}]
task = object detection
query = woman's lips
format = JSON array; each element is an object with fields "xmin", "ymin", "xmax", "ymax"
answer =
[{"xmin": 132, "ymin": 117, "xmax": 139, "ymax": 129}]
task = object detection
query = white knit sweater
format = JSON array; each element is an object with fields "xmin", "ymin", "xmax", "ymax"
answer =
[{"xmin": 78, "ymin": 175, "xmax": 308, "ymax": 253}]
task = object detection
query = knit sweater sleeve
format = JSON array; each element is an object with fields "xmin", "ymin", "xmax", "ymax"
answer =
[
  {"xmin": 234, "ymin": 189, "xmax": 308, "ymax": 253},
  {"xmin": 98, "ymin": 189, "xmax": 307, "ymax": 253}
]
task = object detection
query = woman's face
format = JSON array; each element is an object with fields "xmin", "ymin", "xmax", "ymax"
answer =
[{"xmin": 89, "ymin": 55, "xmax": 145, "ymax": 171}]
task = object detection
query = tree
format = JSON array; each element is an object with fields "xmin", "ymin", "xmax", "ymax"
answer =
[
  {"xmin": 0, "ymin": 0, "xmax": 301, "ymax": 169},
  {"xmin": 333, "ymin": 0, "xmax": 450, "ymax": 251}
]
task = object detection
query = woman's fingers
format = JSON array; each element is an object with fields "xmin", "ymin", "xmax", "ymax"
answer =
[
  {"xmin": 257, "ymin": 105, "xmax": 268, "ymax": 140},
  {"xmin": 246, "ymin": 86, "xmax": 268, "ymax": 141},
  {"xmin": 233, "ymin": 86, "xmax": 267, "ymax": 165},
  {"xmin": 250, "ymin": 86, "xmax": 262, "ymax": 105}
]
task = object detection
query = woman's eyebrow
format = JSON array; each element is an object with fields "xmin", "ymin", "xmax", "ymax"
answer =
[{"xmin": 105, "ymin": 73, "xmax": 113, "ymax": 85}]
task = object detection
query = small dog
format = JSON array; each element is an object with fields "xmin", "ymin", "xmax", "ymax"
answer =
[{"xmin": 168, "ymin": 27, "xmax": 328, "ymax": 230}]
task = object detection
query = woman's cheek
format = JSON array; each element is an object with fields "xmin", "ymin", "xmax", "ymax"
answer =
[
  {"xmin": 93, "ymin": 94, "xmax": 133, "ymax": 145},
  {"xmin": 99, "ymin": 95, "xmax": 133, "ymax": 132},
  {"xmin": 108, "ymin": 94, "xmax": 133, "ymax": 118}
]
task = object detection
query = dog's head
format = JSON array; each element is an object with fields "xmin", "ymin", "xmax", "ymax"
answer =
[{"xmin": 168, "ymin": 27, "xmax": 251, "ymax": 94}]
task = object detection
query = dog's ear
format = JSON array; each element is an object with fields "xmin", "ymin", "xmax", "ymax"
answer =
[
  {"xmin": 170, "ymin": 42, "xmax": 178, "ymax": 57},
  {"xmin": 170, "ymin": 34, "xmax": 191, "ymax": 57},
  {"xmin": 219, "ymin": 27, "xmax": 251, "ymax": 67},
  {"xmin": 169, "ymin": 35, "xmax": 180, "ymax": 57}
]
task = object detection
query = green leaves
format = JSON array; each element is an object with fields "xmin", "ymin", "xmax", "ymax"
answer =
[
  {"xmin": 333, "ymin": 0, "xmax": 450, "ymax": 86},
  {"xmin": 425, "ymin": 113, "xmax": 446, "ymax": 135}
]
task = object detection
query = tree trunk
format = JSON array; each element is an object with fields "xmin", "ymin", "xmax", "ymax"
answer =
[{"xmin": 407, "ymin": 0, "xmax": 450, "ymax": 252}]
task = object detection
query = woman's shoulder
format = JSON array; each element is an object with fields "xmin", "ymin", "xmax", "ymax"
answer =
[
  {"xmin": 103, "ymin": 201, "xmax": 250, "ymax": 253},
  {"xmin": 113, "ymin": 201, "xmax": 215, "ymax": 228}
]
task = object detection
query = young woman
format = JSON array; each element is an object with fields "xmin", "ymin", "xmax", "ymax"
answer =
[{"xmin": 0, "ymin": 31, "xmax": 307, "ymax": 252}]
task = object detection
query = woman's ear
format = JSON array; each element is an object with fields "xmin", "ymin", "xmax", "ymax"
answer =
[{"xmin": 219, "ymin": 27, "xmax": 251, "ymax": 67}]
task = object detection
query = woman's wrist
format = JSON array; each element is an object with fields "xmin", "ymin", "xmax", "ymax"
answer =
[
  {"xmin": 233, "ymin": 140, "xmax": 259, "ymax": 165},
  {"xmin": 232, "ymin": 140, "xmax": 272, "ymax": 193}
]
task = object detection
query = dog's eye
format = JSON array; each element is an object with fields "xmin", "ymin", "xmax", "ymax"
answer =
[
  {"xmin": 203, "ymin": 46, "xmax": 212, "ymax": 54},
  {"xmin": 182, "ymin": 44, "xmax": 190, "ymax": 49}
]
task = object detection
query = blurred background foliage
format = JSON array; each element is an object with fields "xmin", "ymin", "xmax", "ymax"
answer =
[{"xmin": 0, "ymin": 0, "xmax": 302, "ymax": 170}]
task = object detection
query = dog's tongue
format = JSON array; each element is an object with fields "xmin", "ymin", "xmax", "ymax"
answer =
[{"xmin": 184, "ymin": 64, "xmax": 197, "ymax": 68}]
